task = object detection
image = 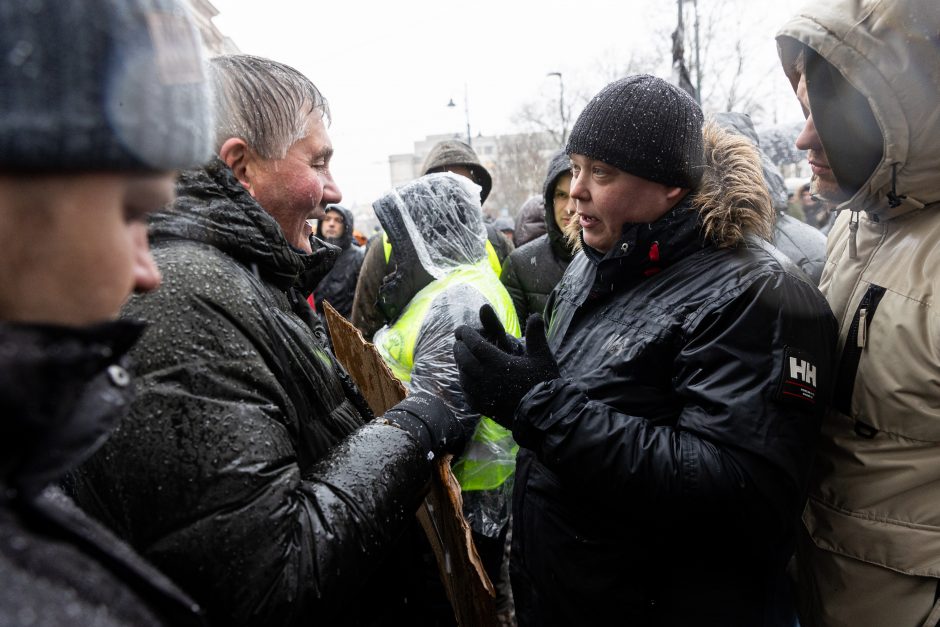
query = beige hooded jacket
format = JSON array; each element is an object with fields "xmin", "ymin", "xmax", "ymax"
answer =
[{"xmin": 778, "ymin": 0, "xmax": 940, "ymax": 576}]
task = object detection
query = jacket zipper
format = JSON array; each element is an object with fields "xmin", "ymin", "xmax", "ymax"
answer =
[
  {"xmin": 848, "ymin": 210, "xmax": 860, "ymax": 259},
  {"xmin": 856, "ymin": 308, "xmax": 867, "ymax": 348},
  {"xmin": 833, "ymin": 284, "xmax": 886, "ymax": 416}
]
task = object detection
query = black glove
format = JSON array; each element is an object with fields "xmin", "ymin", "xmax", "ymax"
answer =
[
  {"xmin": 454, "ymin": 311, "xmax": 560, "ymax": 429},
  {"xmin": 478, "ymin": 303, "xmax": 524, "ymax": 356},
  {"xmin": 382, "ymin": 392, "xmax": 466, "ymax": 458}
]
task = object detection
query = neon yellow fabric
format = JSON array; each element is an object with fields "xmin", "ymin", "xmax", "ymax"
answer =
[
  {"xmin": 376, "ymin": 258, "xmax": 520, "ymax": 491},
  {"xmin": 452, "ymin": 415, "xmax": 518, "ymax": 491},
  {"xmin": 383, "ymin": 231, "xmax": 503, "ymax": 276}
]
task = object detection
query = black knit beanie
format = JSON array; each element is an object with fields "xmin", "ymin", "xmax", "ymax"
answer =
[
  {"xmin": 0, "ymin": 0, "xmax": 213, "ymax": 172},
  {"xmin": 566, "ymin": 74, "xmax": 705, "ymax": 189}
]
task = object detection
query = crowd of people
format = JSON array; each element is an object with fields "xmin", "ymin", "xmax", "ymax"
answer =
[{"xmin": 2, "ymin": 0, "xmax": 938, "ymax": 626}]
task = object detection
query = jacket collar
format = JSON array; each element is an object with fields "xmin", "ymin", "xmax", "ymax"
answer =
[
  {"xmin": 150, "ymin": 158, "xmax": 338, "ymax": 291},
  {"xmin": 0, "ymin": 321, "xmax": 143, "ymax": 502},
  {"xmin": 582, "ymin": 197, "xmax": 705, "ymax": 296}
]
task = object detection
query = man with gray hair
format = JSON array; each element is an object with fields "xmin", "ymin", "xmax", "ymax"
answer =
[{"xmin": 69, "ymin": 54, "xmax": 469, "ymax": 627}]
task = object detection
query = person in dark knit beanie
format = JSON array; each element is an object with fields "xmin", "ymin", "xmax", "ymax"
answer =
[
  {"xmin": 0, "ymin": 0, "xmax": 212, "ymax": 172},
  {"xmin": 566, "ymin": 74, "xmax": 704, "ymax": 190},
  {"xmin": 0, "ymin": 1, "xmax": 213, "ymax": 626},
  {"xmin": 454, "ymin": 69, "xmax": 837, "ymax": 627},
  {"xmin": 554, "ymin": 74, "xmax": 706, "ymax": 254}
]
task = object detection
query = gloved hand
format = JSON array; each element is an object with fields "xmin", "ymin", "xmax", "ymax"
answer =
[
  {"xmin": 478, "ymin": 303, "xmax": 524, "ymax": 356},
  {"xmin": 382, "ymin": 392, "xmax": 466, "ymax": 458},
  {"xmin": 454, "ymin": 312, "xmax": 560, "ymax": 429}
]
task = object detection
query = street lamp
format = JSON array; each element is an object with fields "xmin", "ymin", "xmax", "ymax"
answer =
[
  {"xmin": 446, "ymin": 84, "xmax": 472, "ymax": 147},
  {"xmin": 677, "ymin": 0, "xmax": 702, "ymax": 103},
  {"xmin": 547, "ymin": 71, "xmax": 567, "ymax": 144}
]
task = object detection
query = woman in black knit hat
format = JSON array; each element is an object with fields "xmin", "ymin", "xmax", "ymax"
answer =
[{"xmin": 454, "ymin": 74, "xmax": 838, "ymax": 627}]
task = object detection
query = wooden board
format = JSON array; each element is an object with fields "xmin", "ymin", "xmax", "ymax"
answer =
[
  {"xmin": 323, "ymin": 302, "xmax": 497, "ymax": 626},
  {"xmin": 322, "ymin": 302, "xmax": 408, "ymax": 415}
]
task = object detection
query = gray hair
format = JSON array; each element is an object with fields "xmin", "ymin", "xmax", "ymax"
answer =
[{"xmin": 209, "ymin": 54, "xmax": 330, "ymax": 159}]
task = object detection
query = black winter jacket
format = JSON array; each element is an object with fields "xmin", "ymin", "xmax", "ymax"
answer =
[
  {"xmin": 314, "ymin": 204, "xmax": 364, "ymax": 319},
  {"xmin": 512, "ymin": 195, "xmax": 547, "ymax": 248},
  {"xmin": 500, "ymin": 150, "xmax": 575, "ymax": 322},
  {"xmin": 508, "ymin": 129, "xmax": 838, "ymax": 627},
  {"xmin": 69, "ymin": 160, "xmax": 434, "ymax": 627},
  {"xmin": 0, "ymin": 322, "xmax": 204, "ymax": 627}
]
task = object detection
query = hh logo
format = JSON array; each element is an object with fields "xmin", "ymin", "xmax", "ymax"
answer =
[
  {"xmin": 779, "ymin": 348, "xmax": 818, "ymax": 405},
  {"xmin": 788, "ymin": 357, "xmax": 817, "ymax": 387}
]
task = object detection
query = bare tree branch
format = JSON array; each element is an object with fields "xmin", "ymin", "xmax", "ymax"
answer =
[{"xmin": 486, "ymin": 132, "xmax": 554, "ymax": 217}]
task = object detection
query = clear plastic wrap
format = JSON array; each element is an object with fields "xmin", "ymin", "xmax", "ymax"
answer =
[{"xmin": 373, "ymin": 173, "xmax": 521, "ymax": 537}]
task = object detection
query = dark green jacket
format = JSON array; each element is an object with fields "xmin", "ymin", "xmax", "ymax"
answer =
[{"xmin": 500, "ymin": 150, "xmax": 574, "ymax": 322}]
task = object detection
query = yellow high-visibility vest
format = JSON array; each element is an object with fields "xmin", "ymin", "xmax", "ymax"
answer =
[
  {"xmin": 383, "ymin": 231, "xmax": 503, "ymax": 277},
  {"xmin": 375, "ymin": 258, "xmax": 520, "ymax": 491}
]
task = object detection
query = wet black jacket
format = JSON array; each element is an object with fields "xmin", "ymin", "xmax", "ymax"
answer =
[
  {"xmin": 508, "ymin": 128, "xmax": 838, "ymax": 627},
  {"xmin": 314, "ymin": 204, "xmax": 364, "ymax": 319},
  {"xmin": 68, "ymin": 160, "xmax": 433, "ymax": 627},
  {"xmin": 500, "ymin": 151, "xmax": 575, "ymax": 322},
  {"xmin": 0, "ymin": 322, "xmax": 203, "ymax": 627}
]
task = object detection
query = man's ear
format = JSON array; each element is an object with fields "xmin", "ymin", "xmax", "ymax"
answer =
[{"xmin": 219, "ymin": 138, "xmax": 256, "ymax": 197}]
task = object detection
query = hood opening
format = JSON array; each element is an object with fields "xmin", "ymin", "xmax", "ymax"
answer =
[{"xmin": 805, "ymin": 48, "xmax": 883, "ymax": 198}]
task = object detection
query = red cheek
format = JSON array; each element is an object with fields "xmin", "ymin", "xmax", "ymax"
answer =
[
  {"xmin": 280, "ymin": 171, "xmax": 324, "ymax": 213},
  {"xmin": 309, "ymin": 176, "xmax": 324, "ymax": 208},
  {"xmin": 297, "ymin": 173, "xmax": 324, "ymax": 210}
]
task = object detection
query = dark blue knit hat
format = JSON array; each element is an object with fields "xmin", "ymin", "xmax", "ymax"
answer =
[
  {"xmin": 0, "ymin": 0, "xmax": 213, "ymax": 172},
  {"xmin": 566, "ymin": 74, "xmax": 705, "ymax": 189}
]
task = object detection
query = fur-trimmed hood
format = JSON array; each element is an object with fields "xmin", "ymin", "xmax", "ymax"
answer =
[
  {"xmin": 693, "ymin": 120, "xmax": 774, "ymax": 247},
  {"xmin": 566, "ymin": 120, "xmax": 774, "ymax": 251},
  {"xmin": 713, "ymin": 111, "xmax": 826, "ymax": 284}
]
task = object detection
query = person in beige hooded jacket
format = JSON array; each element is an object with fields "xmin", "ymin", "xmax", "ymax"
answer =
[{"xmin": 777, "ymin": 1, "xmax": 940, "ymax": 625}]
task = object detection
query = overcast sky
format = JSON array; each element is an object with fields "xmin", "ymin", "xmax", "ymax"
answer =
[{"xmin": 210, "ymin": 0, "xmax": 810, "ymax": 209}]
